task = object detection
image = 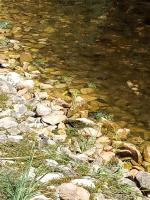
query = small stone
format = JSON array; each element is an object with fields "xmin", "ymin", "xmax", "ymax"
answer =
[
  {"xmin": 0, "ymin": 117, "xmax": 18, "ymax": 129},
  {"xmin": 96, "ymin": 136, "xmax": 111, "ymax": 145},
  {"xmin": 79, "ymin": 127, "xmax": 102, "ymax": 138},
  {"xmin": 46, "ymin": 159, "xmax": 58, "ymax": 167},
  {"xmin": 40, "ymin": 83, "xmax": 53, "ymax": 89},
  {"xmin": 39, "ymin": 172, "xmax": 64, "ymax": 183},
  {"xmin": 20, "ymin": 52, "xmax": 32, "ymax": 63},
  {"xmin": 34, "ymin": 92, "xmax": 48, "ymax": 100},
  {"xmin": 0, "ymin": 79, "xmax": 17, "ymax": 94},
  {"xmin": 42, "ymin": 113, "xmax": 67, "ymax": 125},
  {"xmin": 93, "ymin": 193, "xmax": 106, "ymax": 200},
  {"xmin": 57, "ymin": 183, "xmax": 90, "ymax": 200},
  {"xmin": 7, "ymin": 72, "xmax": 22, "ymax": 86},
  {"xmin": 36, "ymin": 103, "xmax": 51, "ymax": 116},
  {"xmin": 52, "ymin": 134, "xmax": 67, "ymax": 142},
  {"xmin": 116, "ymin": 128, "xmax": 130, "ymax": 141},
  {"xmin": 7, "ymin": 127, "xmax": 21, "ymax": 135},
  {"xmin": 100, "ymin": 151, "xmax": 115, "ymax": 163},
  {"xmin": 71, "ymin": 178, "xmax": 95, "ymax": 188}
]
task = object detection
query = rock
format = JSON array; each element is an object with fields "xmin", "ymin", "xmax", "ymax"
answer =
[
  {"xmin": 20, "ymin": 52, "xmax": 32, "ymax": 63},
  {"xmin": 34, "ymin": 92, "xmax": 48, "ymax": 100},
  {"xmin": 0, "ymin": 109, "xmax": 12, "ymax": 117},
  {"xmin": 46, "ymin": 159, "xmax": 58, "ymax": 167},
  {"xmin": 143, "ymin": 144, "xmax": 150, "ymax": 163},
  {"xmin": 52, "ymin": 134, "xmax": 67, "ymax": 143},
  {"xmin": 96, "ymin": 136, "xmax": 111, "ymax": 145},
  {"xmin": 93, "ymin": 193, "xmax": 106, "ymax": 200},
  {"xmin": 7, "ymin": 127, "xmax": 21, "ymax": 135},
  {"xmin": 100, "ymin": 151, "xmax": 115, "ymax": 163},
  {"xmin": 39, "ymin": 172, "xmax": 64, "ymax": 183},
  {"xmin": 36, "ymin": 103, "xmax": 51, "ymax": 116},
  {"xmin": 7, "ymin": 72, "xmax": 22, "ymax": 86},
  {"xmin": 41, "ymin": 113, "xmax": 67, "ymax": 125},
  {"xmin": 30, "ymin": 194, "xmax": 49, "ymax": 200},
  {"xmin": 67, "ymin": 118, "xmax": 96, "ymax": 128},
  {"xmin": 57, "ymin": 183, "xmax": 90, "ymax": 200},
  {"xmin": 71, "ymin": 178, "xmax": 95, "ymax": 188},
  {"xmin": 0, "ymin": 117, "xmax": 18, "ymax": 129},
  {"xmin": 80, "ymin": 88, "xmax": 95, "ymax": 95},
  {"xmin": 79, "ymin": 127, "xmax": 102, "ymax": 138},
  {"xmin": 7, "ymin": 135, "xmax": 23, "ymax": 142},
  {"xmin": 116, "ymin": 128, "xmax": 130, "ymax": 141},
  {"xmin": 17, "ymin": 80, "xmax": 34, "ymax": 90},
  {"xmin": 113, "ymin": 141, "xmax": 143, "ymax": 165},
  {"xmin": 14, "ymin": 104, "xmax": 27, "ymax": 117},
  {"xmin": 40, "ymin": 83, "xmax": 53, "ymax": 89},
  {"xmin": 0, "ymin": 79, "xmax": 17, "ymax": 94},
  {"xmin": 136, "ymin": 171, "xmax": 150, "ymax": 191}
]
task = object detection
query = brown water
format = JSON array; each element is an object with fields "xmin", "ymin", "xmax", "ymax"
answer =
[{"xmin": 1, "ymin": 0, "xmax": 150, "ymax": 140}]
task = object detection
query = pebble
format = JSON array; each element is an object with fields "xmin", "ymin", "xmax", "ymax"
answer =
[
  {"xmin": 41, "ymin": 113, "xmax": 67, "ymax": 125},
  {"xmin": 39, "ymin": 172, "xmax": 64, "ymax": 183}
]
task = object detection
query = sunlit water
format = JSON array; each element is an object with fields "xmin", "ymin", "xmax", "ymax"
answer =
[{"xmin": 1, "ymin": 0, "xmax": 150, "ymax": 141}]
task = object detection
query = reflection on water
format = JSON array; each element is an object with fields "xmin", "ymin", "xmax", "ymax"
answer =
[{"xmin": 1, "ymin": 0, "xmax": 150, "ymax": 140}]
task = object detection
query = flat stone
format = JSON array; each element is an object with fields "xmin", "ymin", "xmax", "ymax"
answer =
[
  {"xmin": 0, "ymin": 117, "xmax": 18, "ymax": 129},
  {"xmin": 42, "ymin": 113, "xmax": 67, "ymax": 125},
  {"xmin": 6, "ymin": 72, "xmax": 22, "ymax": 86},
  {"xmin": 57, "ymin": 183, "xmax": 90, "ymax": 200}
]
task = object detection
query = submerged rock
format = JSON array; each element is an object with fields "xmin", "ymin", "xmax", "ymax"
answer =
[{"xmin": 143, "ymin": 144, "xmax": 150, "ymax": 163}]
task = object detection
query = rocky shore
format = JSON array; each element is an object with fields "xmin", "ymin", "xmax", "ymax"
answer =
[{"xmin": 0, "ymin": 70, "xmax": 150, "ymax": 200}]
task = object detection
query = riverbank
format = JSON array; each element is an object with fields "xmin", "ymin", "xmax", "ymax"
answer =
[{"xmin": 0, "ymin": 69, "xmax": 150, "ymax": 199}]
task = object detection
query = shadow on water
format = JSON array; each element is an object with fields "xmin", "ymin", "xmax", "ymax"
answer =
[{"xmin": 1, "ymin": 0, "xmax": 150, "ymax": 140}]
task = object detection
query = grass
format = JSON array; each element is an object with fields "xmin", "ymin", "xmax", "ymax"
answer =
[
  {"xmin": 0, "ymin": 151, "xmax": 40, "ymax": 200},
  {"xmin": 0, "ymin": 93, "xmax": 8, "ymax": 108},
  {"xmin": 89, "ymin": 110, "xmax": 113, "ymax": 120},
  {"xmin": 92, "ymin": 163, "xmax": 141, "ymax": 200}
]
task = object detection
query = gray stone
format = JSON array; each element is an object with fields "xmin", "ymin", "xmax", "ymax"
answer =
[
  {"xmin": 7, "ymin": 127, "xmax": 21, "ymax": 135},
  {"xmin": 14, "ymin": 104, "xmax": 27, "ymax": 116},
  {"xmin": 42, "ymin": 113, "xmax": 67, "ymax": 125},
  {"xmin": 136, "ymin": 171, "xmax": 150, "ymax": 190},
  {"xmin": 0, "ymin": 117, "xmax": 18, "ymax": 129}
]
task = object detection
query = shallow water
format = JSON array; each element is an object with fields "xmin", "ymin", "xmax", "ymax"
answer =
[{"xmin": 1, "ymin": 0, "xmax": 150, "ymax": 141}]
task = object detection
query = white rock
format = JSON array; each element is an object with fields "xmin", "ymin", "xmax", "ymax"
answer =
[
  {"xmin": 7, "ymin": 72, "xmax": 22, "ymax": 86},
  {"xmin": 18, "ymin": 80, "xmax": 34, "ymax": 89},
  {"xmin": 0, "ymin": 117, "xmax": 18, "ymax": 129},
  {"xmin": 35, "ymin": 92, "xmax": 49, "ymax": 100},
  {"xmin": 71, "ymin": 178, "xmax": 95, "ymax": 188},
  {"xmin": 39, "ymin": 173, "xmax": 64, "ymax": 183},
  {"xmin": 7, "ymin": 135, "xmax": 23, "ymax": 142},
  {"xmin": 30, "ymin": 194, "xmax": 49, "ymax": 200},
  {"xmin": 36, "ymin": 103, "xmax": 51, "ymax": 116},
  {"xmin": 46, "ymin": 159, "xmax": 58, "ymax": 167},
  {"xmin": 42, "ymin": 114, "xmax": 67, "ymax": 125}
]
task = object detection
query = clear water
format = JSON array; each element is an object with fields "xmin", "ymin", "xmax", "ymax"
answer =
[{"xmin": 1, "ymin": 0, "xmax": 150, "ymax": 141}]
